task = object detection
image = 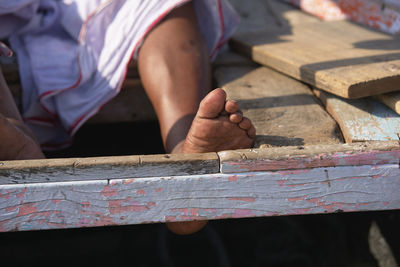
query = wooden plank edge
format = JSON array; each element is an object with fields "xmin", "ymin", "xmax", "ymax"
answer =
[
  {"xmin": 0, "ymin": 163, "xmax": 398, "ymax": 232},
  {"xmin": 230, "ymin": 35, "xmax": 400, "ymax": 99},
  {"xmin": 218, "ymin": 141, "xmax": 400, "ymax": 173},
  {"xmin": 0, "ymin": 153, "xmax": 219, "ymax": 184},
  {"xmin": 374, "ymin": 92, "xmax": 400, "ymax": 115}
]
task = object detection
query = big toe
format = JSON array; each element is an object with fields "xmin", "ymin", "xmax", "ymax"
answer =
[{"xmin": 197, "ymin": 88, "xmax": 226, "ymax": 119}]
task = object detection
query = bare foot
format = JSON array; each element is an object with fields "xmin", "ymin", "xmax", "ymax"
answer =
[
  {"xmin": 167, "ymin": 88, "xmax": 255, "ymax": 235},
  {"xmin": 182, "ymin": 88, "xmax": 255, "ymax": 153},
  {"xmin": 0, "ymin": 114, "xmax": 44, "ymax": 160}
]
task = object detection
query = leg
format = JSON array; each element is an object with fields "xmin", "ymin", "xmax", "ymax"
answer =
[
  {"xmin": 137, "ymin": 3, "xmax": 255, "ymax": 234},
  {"xmin": 0, "ymin": 65, "xmax": 44, "ymax": 160},
  {"xmin": 138, "ymin": 2, "xmax": 210, "ymax": 154}
]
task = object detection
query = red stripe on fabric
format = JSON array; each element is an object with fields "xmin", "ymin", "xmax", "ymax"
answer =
[
  {"xmin": 24, "ymin": 117, "xmax": 56, "ymax": 125},
  {"xmin": 68, "ymin": 0, "xmax": 191, "ymax": 136}
]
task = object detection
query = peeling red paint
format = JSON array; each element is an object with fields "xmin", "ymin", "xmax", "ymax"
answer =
[
  {"xmin": 81, "ymin": 202, "xmax": 91, "ymax": 208},
  {"xmin": 178, "ymin": 215, "xmax": 205, "ymax": 221},
  {"xmin": 288, "ymin": 197, "xmax": 303, "ymax": 202},
  {"xmin": 147, "ymin": 202, "xmax": 156, "ymax": 207},
  {"xmin": 16, "ymin": 188, "xmax": 27, "ymax": 198},
  {"xmin": 51, "ymin": 199, "xmax": 62, "ymax": 204},
  {"xmin": 0, "ymin": 192, "xmax": 10, "ymax": 199},
  {"xmin": 190, "ymin": 208, "xmax": 199, "ymax": 216},
  {"xmin": 122, "ymin": 179, "xmax": 136, "ymax": 185},
  {"xmin": 277, "ymin": 180, "xmax": 286, "ymax": 186},
  {"xmin": 108, "ymin": 200, "xmax": 149, "ymax": 214},
  {"xmin": 91, "ymin": 214, "xmax": 116, "ymax": 227},
  {"xmin": 136, "ymin": 189, "xmax": 145, "ymax": 195},
  {"xmin": 214, "ymin": 214, "xmax": 230, "ymax": 219},
  {"xmin": 287, "ymin": 183, "xmax": 306, "ymax": 188},
  {"xmin": 321, "ymin": 203, "xmax": 343, "ymax": 213},
  {"xmin": 28, "ymin": 211, "xmax": 60, "ymax": 221},
  {"xmin": 233, "ymin": 209, "xmax": 254, "ymax": 218},
  {"xmin": 285, "ymin": 0, "xmax": 400, "ymax": 35},
  {"xmin": 227, "ymin": 197, "xmax": 256, "ymax": 202},
  {"xmin": 228, "ymin": 175, "xmax": 238, "ymax": 182},
  {"xmin": 101, "ymin": 185, "xmax": 119, "ymax": 197},
  {"xmin": 17, "ymin": 203, "xmax": 38, "ymax": 216},
  {"xmin": 306, "ymin": 198, "xmax": 320, "ymax": 204},
  {"xmin": 165, "ymin": 216, "xmax": 177, "ymax": 222},
  {"xmin": 171, "ymin": 208, "xmax": 189, "ymax": 215},
  {"xmin": 201, "ymin": 208, "xmax": 218, "ymax": 213},
  {"xmin": 155, "ymin": 188, "xmax": 163, "ymax": 192},
  {"xmin": 6, "ymin": 206, "xmax": 18, "ymax": 212},
  {"xmin": 293, "ymin": 208, "xmax": 311, "ymax": 214}
]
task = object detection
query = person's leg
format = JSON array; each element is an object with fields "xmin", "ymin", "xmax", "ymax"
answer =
[
  {"xmin": 0, "ymin": 66, "xmax": 44, "ymax": 160},
  {"xmin": 138, "ymin": 2, "xmax": 210, "ymax": 154},
  {"xmin": 137, "ymin": 2, "xmax": 255, "ymax": 234}
]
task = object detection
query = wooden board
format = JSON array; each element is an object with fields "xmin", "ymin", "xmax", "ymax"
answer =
[
  {"xmin": 218, "ymin": 141, "xmax": 400, "ymax": 173},
  {"xmin": 1, "ymin": 142, "xmax": 398, "ymax": 232},
  {"xmin": 314, "ymin": 89, "xmax": 400, "ymax": 142},
  {"xmin": 214, "ymin": 65, "xmax": 342, "ymax": 147},
  {"xmin": 375, "ymin": 91, "xmax": 400, "ymax": 115},
  {"xmin": 0, "ymin": 153, "xmax": 219, "ymax": 184},
  {"xmin": 283, "ymin": 0, "xmax": 400, "ymax": 35},
  {"xmin": 1, "ymin": 163, "xmax": 399, "ymax": 232},
  {"xmin": 230, "ymin": 0, "xmax": 400, "ymax": 99}
]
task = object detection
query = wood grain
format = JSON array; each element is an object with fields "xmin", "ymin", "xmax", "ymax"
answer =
[
  {"xmin": 214, "ymin": 65, "xmax": 342, "ymax": 147},
  {"xmin": 0, "ymin": 153, "xmax": 219, "ymax": 184},
  {"xmin": 218, "ymin": 141, "xmax": 400, "ymax": 173},
  {"xmin": 315, "ymin": 89, "xmax": 400, "ymax": 142},
  {"xmin": 230, "ymin": 0, "xmax": 400, "ymax": 99},
  {"xmin": 282, "ymin": 0, "xmax": 400, "ymax": 35},
  {"xmin": 375, "ymin": 91, "xmax": 400, "ymax": 115},
  {"xmin": 1, "ymin": 163, "xmax": 398, "ymax": 232}
]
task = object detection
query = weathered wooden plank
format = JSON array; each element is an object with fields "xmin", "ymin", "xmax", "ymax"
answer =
[
  {"xmin": 1, "ymin": 163, "xmax": 399, "ymax": 232},
  {"xmin": 315, "ymin": 89, "xmax": 400, "ymax": 142},
  {"xmin": 0, "ymin": 153, "xmax": 219, "ymax": 184},
  {"xmin": 213, "ymin": 47, "xmax": 258, "ymax": 68},
  {"xmin": 284, "ymin": 0, "xmax": 400, "ymax": 35},
  {"xmin": 228, "ymin": 0, "xmax": 320, "ymax": 35},
  {"xmin": 375, "ymin": 91, "xmax": 400, "ymax": 115},
  {"xmin": 214, "ymin": 65, "xmax": 342, "ymax": 147},
  {"xmin": 230, "ymin": 0, "xmax": 400, "ymax": 99},
  {"xmin": 218, "ymin": 141, "xmax": 400, "ymax": 173}
]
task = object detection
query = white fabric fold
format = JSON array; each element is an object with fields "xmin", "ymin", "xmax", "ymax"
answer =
[{"xmin": 0, "ymin": 0, "xmax": 239, "ymax": 149}]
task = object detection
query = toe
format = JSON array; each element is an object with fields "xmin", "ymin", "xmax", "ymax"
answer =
[
  {"xmin": 247, "ymin": 124, "xmax": 256, "ymax": 138},
  {"xmin": 239, "ymin": 117, "xmax": 251, "ymax": 130},
  {"xmin": 225, "ymin": 100, "xmax": 239, "ymax": 113},
  {"xmin": 229, "ymin": 112, "xmax": 243, "ymax": 123},
  {"xmin": 197, "ymin": 88, "xmax": 226, "ymax": 119}
]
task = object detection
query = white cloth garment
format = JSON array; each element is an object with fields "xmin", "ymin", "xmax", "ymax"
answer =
[{"xmin": 0, "ymin": 0, "xmax": 239, "ymax": 149}]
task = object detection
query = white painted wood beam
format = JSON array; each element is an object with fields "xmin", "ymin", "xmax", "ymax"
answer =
[{"xmin": 0, "ymin": 164, "xmax": 399, "ymax": 232}]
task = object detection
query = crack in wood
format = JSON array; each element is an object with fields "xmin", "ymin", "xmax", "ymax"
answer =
[{"xmin": 324, "ymin": 169, "xmax": 331, "ymax": 187}]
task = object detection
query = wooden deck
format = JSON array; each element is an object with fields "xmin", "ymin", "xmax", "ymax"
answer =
[{"xmin": 0, "ymin": 0, "xmax": 399, "ymax": 233}]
